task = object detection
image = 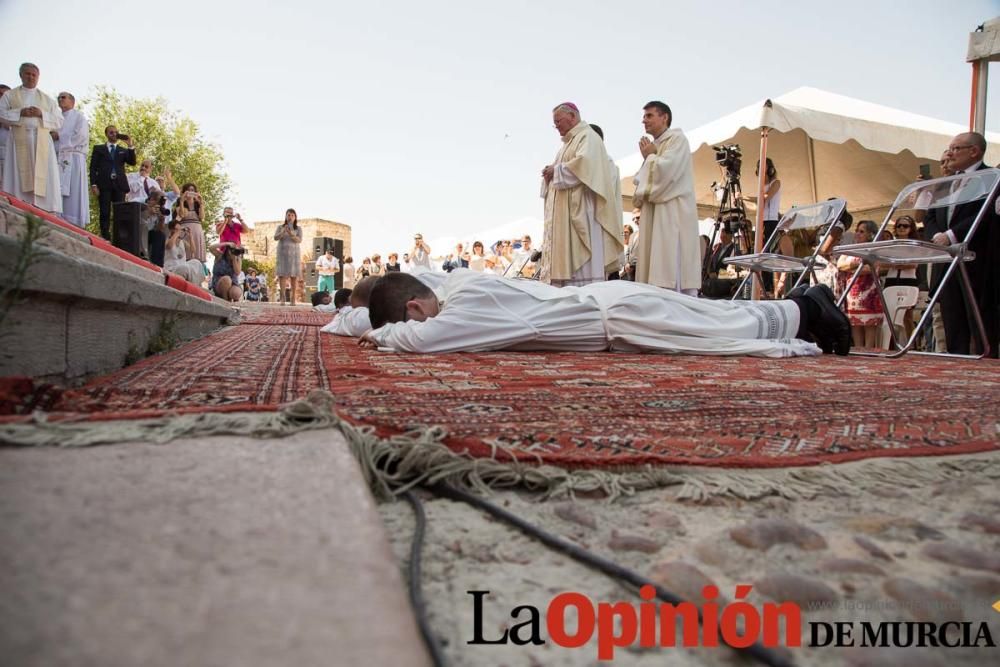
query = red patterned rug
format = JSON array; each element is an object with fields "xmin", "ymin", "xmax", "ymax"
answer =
[{"xmin": 2, "ymin": 318, "xmax": 998, "ymax": 469}]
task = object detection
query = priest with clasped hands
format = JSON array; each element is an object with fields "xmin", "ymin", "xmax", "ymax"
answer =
[{"xmin": 0, "ymin": 62, "xmax": 63, "ymax": 213}]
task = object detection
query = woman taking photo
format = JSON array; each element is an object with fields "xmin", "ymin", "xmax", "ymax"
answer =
[
  {"xmin": 176, "ymin": 183, "xmax": 206, "ymax": 262},
  {"xmin": 208, "ymin": 242, "xmax": 244, "ymax": 302},
  {"xmin": 164, "ymin": 220, "xmax": 204, "ymax": 285},
  {"xmin": 274, "ymin": 208, "xmax": 303, "ymax": 305}
]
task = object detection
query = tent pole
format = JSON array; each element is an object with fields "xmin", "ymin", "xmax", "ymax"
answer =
[
  {"xmin": 753, "ymin": 127, "xmax": 770, "ymax": 300},
  {"xmin": 970, "ymin": 60, "xmax": 981, "ymax": 131},
  {"xmin": 806, "ymin": 137, "xmax": 818, "ymax": 203},
  {"xmin": 970, "ymin": 59, "xmax": 989, "ymax": 133}
]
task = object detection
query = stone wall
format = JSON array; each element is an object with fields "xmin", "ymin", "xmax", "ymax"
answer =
[{"xmin": 0, "ymin": 201, "xmax": 236, "ymax": 385}]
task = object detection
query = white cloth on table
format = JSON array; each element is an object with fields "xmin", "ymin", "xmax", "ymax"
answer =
[
  {"xmin": 368, "ymin": 270, "xmax": 819, "ymax": 358},
  {"xmin": 0, "ymin": 86, "xmax": 63, "ymax": 212},
  {"xmin": 55, "ymin": 108, "xmax": 89, "ymax": 228}
]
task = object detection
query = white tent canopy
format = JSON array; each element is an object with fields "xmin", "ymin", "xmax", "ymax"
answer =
[{"xmin": 618, "ymin": 87, "xmax": 1000, "ymax": 218}]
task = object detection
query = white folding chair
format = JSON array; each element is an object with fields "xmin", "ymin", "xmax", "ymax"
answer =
[
  {"xmin": 835, "ymin": 169, "xmax": 1000, "ymax": 358},
  {"xmin": 878, "ymin": 286, "xmax": 919, "ymax": 349},
  {"xmin": 724, "ymin": 199, "xmax": 847, "ymax": 300}
]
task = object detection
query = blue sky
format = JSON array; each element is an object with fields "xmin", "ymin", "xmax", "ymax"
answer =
[{"xmin": 2, "ymin": 0, "xmax": 997, "ymax": 256}]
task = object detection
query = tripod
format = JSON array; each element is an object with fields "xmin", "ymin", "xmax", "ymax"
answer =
[{"xmin": 702, "ymin": 170, "xmax": 754, "ymax": 289}]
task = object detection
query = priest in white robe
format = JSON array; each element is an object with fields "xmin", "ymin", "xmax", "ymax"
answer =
[
  {"xmin": 53, "ymin": 92, "xmax": 89, "ymax": 228},
  {"xmin": 0, "ymin": 63, "xmax": 62, "ymax": 213},
  {"xmin": 540, "ymin": 102, "xmax": 623, "ymax": 286},
  {"xmin": 360, "ymin": 271, "xmax": 857, "ymax": 358},
  {"xmin": 0, "ymin": 84, "xmax": 11, "ymax": 184},
  {"xmin": 632, "ymin": 101, "xmax": 700, "ymax": 295}
]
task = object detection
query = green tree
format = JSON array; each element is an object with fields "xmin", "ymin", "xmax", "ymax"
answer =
[{"xmin": 80, "ymin": 86, "xmax": 232, "ymax": 237}]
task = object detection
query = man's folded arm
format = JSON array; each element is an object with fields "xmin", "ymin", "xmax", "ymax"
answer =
[{"xmin": 367, "ymin": 291, "xmax": 538, "ymax": 353}]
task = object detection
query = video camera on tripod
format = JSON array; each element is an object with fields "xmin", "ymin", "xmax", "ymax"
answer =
[{"xmin": 713, "ymin": 144, "xmax": 742, "ymax": 177}]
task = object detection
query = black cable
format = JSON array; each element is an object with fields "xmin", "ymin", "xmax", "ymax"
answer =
[
  {"xmin": 426, "ymin": 481, "xmax": 796, "ymax": 667},
  {"xmin": 401, "ymin": 490, "xmax": 449, "ymax": 667}
]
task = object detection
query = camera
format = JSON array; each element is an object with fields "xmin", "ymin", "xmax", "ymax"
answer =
[
  {"xmin": 721, "ymin": 212, "xmax": 748, "ymax": 235},
  {"xmin": 714, "ymin": 144, "xmax": 742, "ymax": 176},
  {"xmin": 117, "ymin": 133, "xmax": 129, "ymax": 142},
  {"xmin": 231, "ymin": 247, "xmax": 247, "ymax": 256}
]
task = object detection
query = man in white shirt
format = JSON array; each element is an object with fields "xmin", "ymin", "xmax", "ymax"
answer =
[
  {"xmin": 316, "ymin": 248, "xmax": 341, "ymax": 293},
  {"xmin": 361, "ymin": 271, "xmax": 850, "ymax": 357},
  {"xmin": 127, "ymin": 159, "xmax": 157, "ymax": 204},
  {"xmin": 52, "ymin": 92, "xmax": 89, "ymax": 228}
]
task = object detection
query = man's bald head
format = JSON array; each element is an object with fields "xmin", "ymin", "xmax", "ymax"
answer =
[
  {"xmin": 350, "ymin": 275, "xmax": 379, "ymax": 308},
  {"xmin": 945, "ymin": 131, "xmax": 987, "ymax": 172}
]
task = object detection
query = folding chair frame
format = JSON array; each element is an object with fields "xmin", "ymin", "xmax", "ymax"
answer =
[
  {"xmin": 724, "ymin": 199, "xmax": 847, "ymax": 301},
  {"xmin": 834, "ymin": 170, "xmax": 1000, "ymax": 359}
]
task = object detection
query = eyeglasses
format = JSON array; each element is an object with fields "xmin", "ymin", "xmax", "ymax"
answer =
[
  {"xmin": 945, "ymin": 144, "xmax": 975, "ymax": 153},
  {"xmin": 895, "ymin": 223, "xmax": 912, "ymax": 229}
]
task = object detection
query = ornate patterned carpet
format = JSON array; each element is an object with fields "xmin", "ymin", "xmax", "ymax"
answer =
[{"xmin": 2, "ymin": 308, "xmax": 998, "ymax": 468}]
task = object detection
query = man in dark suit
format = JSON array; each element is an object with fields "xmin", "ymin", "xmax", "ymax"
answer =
[
  {"xmin": 923, "ymin": 132, "xmax": 999, "ymax": 357},
  {"xmin": 89, "ymin": 125, "xmax": 135, "ymax": 240}
]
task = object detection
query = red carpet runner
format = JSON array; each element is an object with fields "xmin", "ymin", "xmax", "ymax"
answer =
[{"xmin": 3, "ymin": 308, "xmax": 998, "ymax": 469}]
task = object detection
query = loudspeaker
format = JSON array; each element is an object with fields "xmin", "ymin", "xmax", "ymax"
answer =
[
  {"xmin": 112, "ymin": 202, "xmax": 143, "ymax": 256},
  {"xmin": 314, "ymin": 236, "xmax": 332, "ymax": 259},
  {"xmin": 332, "ymin": 239, "xmax": 344, "ymax": 290},
  {"xmin": 305, "ymin": 261, "xmax": 317, "ymax": 282}
]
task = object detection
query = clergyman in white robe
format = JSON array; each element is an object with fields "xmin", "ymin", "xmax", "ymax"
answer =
[
  {"xmin": 540, "ymin": 105, "xmax": 623, "ymax": 286},
  {"xmin": 633, "ymin": 127, "xmax": 701, "ymax": 294},
  {"xmin": 0, "ymin": 72, "xmax": 63, "ymax": 213},
  {"xmin": 54, "ymin": 97, "xmax": 90, "ymax": 228},
  {"xmin": 366, "ymin": 270, "xmax": 819, "ymax": 358}
]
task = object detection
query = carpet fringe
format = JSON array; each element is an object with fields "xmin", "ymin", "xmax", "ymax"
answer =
[{"xmin": 2, "ymin": 390, "xmax": 997, "ymax": 502}]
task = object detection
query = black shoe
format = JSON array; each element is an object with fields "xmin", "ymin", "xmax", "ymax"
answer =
[
  {"xmin": 786, "ymin": 284, "xmax": 809, "ymax": 300},
  {"xmin": 805, "ymin": 285, "xmax": 851, "ymax": 356}
]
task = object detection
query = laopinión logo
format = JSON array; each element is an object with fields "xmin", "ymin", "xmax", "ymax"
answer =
[{"xmin": 467, "ymin": 587, "xmax": 997, "ymax": 661}]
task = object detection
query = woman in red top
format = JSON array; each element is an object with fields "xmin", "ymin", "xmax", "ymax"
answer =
[{"xmin": 216, "ymin": 206, "xmax": 249, "ymax": 245}]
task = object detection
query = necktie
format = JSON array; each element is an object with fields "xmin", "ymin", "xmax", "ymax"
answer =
[{"xmin": 144, "ymin": 178, "xmax": 150, "ymax": 195}]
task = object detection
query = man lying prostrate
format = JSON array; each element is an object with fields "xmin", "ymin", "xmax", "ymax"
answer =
[
  {"xmin": 360, "ymin": 270, "xmax": 851, "ymax": 357},
  {"xmin": 322, "ymin": 271, "xmax": 448, "ymax": 337}
]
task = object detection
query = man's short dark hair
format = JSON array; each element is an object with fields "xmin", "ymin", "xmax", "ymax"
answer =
[
  {"xmin": 643, "ymin": 101, "xmax": 672, "ymax": 127},
  {"xmin": 351, "ymin": 275, "xmax": 379, "ymax": 308},
  {"xmin": 368, "ymin": 272, "xmax": 434, "ymax": 329},
  {"xmin": 311, "ymin": 290, "xmax": 330, "ymax": 307},
  {"xmin": 333, "ymin": 288, "xmax": 352, "ymax": 309}
]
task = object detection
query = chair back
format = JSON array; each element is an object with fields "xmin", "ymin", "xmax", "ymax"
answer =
[{"xmin": 879, "ymin": 286, "xmax": 919, "ymax": 349}]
